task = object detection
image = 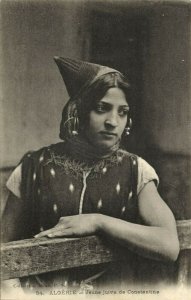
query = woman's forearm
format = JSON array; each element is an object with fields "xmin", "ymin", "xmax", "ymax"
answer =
[{"xmin": 97, "ymin": 214, "xmax": 179, "ymax": 262}]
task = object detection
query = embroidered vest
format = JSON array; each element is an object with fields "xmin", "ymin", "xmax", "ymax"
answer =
[
  {"xmin": 20, "ymin": 142, "xmax": 139, "ymax": 289},
  {"xmin": 21, "ymin": 142, "xmax": 138, "ymax": 238}
]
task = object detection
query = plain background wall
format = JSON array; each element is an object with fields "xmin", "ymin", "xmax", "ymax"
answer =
[
  {"xmin": 142, "ymin": 5, "xmax": 191, "ymax": 155},
  {"xmin": 1, "ymin": 0, "xmax": 88, "ymax": 166}
]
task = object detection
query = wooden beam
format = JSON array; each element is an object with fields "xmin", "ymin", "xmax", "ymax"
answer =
[
  {"xmin": 2, "ymin": 220, "xmax": 191, "ymax": 280},
  {"xmin": 176, "ymin": 220, "xmax": 191, "ymax": 285},
  {"xmin": 176, "ymin": 220, "xmax": 191, "ymax": 250},
  {"xmin": 177, "ymin": 250, "xmax": 191, "ymax": 286},
  {"xmin": 1, "ymin": 236, "xmax": 121, "ymax": 280}
]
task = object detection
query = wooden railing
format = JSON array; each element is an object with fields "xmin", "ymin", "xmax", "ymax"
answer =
[{"xmin": 1, "ymin": 220, "xmax": 191, "ymax": 285}]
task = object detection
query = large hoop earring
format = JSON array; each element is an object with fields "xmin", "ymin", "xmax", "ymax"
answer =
[
  {"xmin": 124, "ymin": 118, "xmax": 132, "ymax": 136},
  {"xmin": 63, "ymin": 116, "xmax": 79, "ymax": 136},
  {"xmin": 71, "ymin": 116, "xmax": 79, "ymax": 136}
]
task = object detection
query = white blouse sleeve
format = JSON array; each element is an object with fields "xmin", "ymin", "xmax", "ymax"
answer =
[
  {"xmin": 137, "ymin": 157, "xmax": 159, "ymax": 195},
  {"xmin": 6, "ymin": 164, "xmax": 22, "ymax": 199}
]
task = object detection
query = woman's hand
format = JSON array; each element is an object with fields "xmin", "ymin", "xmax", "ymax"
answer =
[
  {"xmin": 34, "ymin": 182, "xmax": 179, "ymax": 262},
  {"xmin": 34, "ymin": 214, "xmax": 101, "ymax": 238}
]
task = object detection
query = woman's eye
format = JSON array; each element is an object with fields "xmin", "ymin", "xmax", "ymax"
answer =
[
  {"xmin": 118, "ymin": 109, "xmax": 128, "ymax": 117},
  {"xmin": 95, "ymin": 104, "xmax": 106, "ymax": 113}
]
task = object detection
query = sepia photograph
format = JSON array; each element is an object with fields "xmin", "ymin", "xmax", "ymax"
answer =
[{"xmin": 1, "ymin": 0, "xmax": 191, "ymax": 299}]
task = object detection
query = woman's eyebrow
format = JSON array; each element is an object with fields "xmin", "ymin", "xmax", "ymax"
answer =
[
  {"xmin": 99, "ymin": 101, "xmax": 129, "ymax": 108},
  {"xmin": 118, "ymin": 105, "xmax": 129, "ymax": 110},
  {"xmin": 119, "ymin": 105, "xmax": 129, "ymax": 108},
  {"xmin": 97, "ymin": 101, "xmax": 111, "ymax": 107}
]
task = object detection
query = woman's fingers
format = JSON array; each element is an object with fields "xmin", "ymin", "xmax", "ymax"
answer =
[
  {"xmin": 47, "ymin": 228, "xmax": 73, "ymax": 238},
  {"xmin": 34, "ymin": 217, "xmax": 71, "ymax": 238},
  {"xmin": 34, "ymin": 214, "xmax": 98, "ymax": 239},
  {"xmin": 34, "ymin": 225, "xmax": 70, "ymax": 238},
  {"xmin": 34, "ymin": 229, "xmax": 55, "ymax": 238},
  {"xmin": 34, "ymin": 231, "xmax": 58, "ymax": 238}
]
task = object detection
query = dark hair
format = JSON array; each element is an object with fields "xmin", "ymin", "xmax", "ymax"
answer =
[{"xmin": 60, "ymin": 72, "xmax": 131, "ymax": 140}]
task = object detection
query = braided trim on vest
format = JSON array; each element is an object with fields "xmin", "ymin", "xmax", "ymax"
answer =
[{"xmin": 44, "ymin": 148, "xmax": 131, "ymax": 179}]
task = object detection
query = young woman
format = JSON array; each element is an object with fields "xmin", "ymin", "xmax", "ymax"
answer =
[{"xmin": 2, "ymin": 57, "xmax": 179, "ymax": 290}]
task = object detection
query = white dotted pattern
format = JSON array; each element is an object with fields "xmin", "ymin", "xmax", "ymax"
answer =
[
  {"xmin": 50, "ymin": 168, "xmax": 56, "ymax": 177},
  {"xmin": 116, "ymin": 182, "xmax": 121, "ymax": 194},
  {"xmin": 33, "ymin": 173, "xmax": 36, "ymax": 181},
  {"xmin": 53, "ymin": 204, "xmax": 58, "ymax": 213},
  {"xmin": 64, "ymin": 280, "xmax": 68, "ymax": 287},
  {"xmin": 102, "ymin": 167, "xmax": 107, "ymax": 174},
  {"xmin": 117, "ymin": 156, "xmax": 122, "ymax": 162},
  {"xmin": 69, "ymin": 183, "xmax": 74, "ymax": 193},
  {"xmin": 39, "ymin": 155, "xmax": 44, "ymax": 162},
  {"xmin": 97, "ymin": 199, "xmax": 102, "ymax": 209},
  {"xmin": 121, "ymin": 206, "xmax": 126, "ymax": 213},
  {"xmin": 128, "ymin": 191, "xmax": 133, "ymax": 200}
]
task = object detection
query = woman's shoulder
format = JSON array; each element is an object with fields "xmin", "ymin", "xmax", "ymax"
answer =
[
  {"xmin": 6, "ymin": 142, "xmax": 66, "ymax": 198},
  {"xmin": 118, "ymin": 149, "xmax": 156, "ymax": 169},
  {"xmin": 118, "ymin": 149, "xmax": 159, "ymax": 194},
  {"xmin": 20, "ymin": 142, "xmax": 66, "ymax": 163},
  {"xmin": 136, "ymin": 156, "xmax": 159, "ymax": 194},
  {"xmin": 117, "ymin": 149, "xmax": 138, "ymax": 164}
]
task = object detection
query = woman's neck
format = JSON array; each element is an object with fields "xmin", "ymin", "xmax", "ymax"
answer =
[{"xmin": 65, "ymin": 134, "xmax": 119, "ymax": 165}]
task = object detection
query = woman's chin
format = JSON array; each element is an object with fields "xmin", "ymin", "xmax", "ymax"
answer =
[
  {"xmin": 94, "ymin": 140, "xmax": 118, "ymax": 152},
  {"xmin": 85, "ymin": 134, "xmax": 119, "ymax": 151}
]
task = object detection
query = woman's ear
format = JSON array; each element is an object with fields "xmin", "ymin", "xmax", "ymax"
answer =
[
  {"xmin": 59, "ymin": 101, "xmax": 80, "ymax": 139},
  {"xmin": 120, "ymin": 117, "xmax": 133, "ymax": 147},
  {"xmin": 124, "ymin": 117, "xmax": 132, "ymax": 136}
]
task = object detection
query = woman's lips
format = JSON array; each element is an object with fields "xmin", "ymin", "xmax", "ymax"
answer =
[{"xmin": 99, "ymin": 131, "xmax": 117, "ymax": 138}]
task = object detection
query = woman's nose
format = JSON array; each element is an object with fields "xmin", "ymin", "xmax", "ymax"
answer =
[{"xmin": 105, "ymin": 111, "xmax": 118, "ymax": 128}]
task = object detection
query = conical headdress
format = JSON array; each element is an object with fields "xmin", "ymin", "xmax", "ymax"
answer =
[{"xmin": 54, "ymin": 56, "xmax": 121, "ymax": 99}]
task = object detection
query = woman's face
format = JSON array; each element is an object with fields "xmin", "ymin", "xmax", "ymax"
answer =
[{"xmin": 85, "ymin": 87, "xmax": 129, "ymax": 150}]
